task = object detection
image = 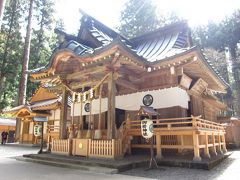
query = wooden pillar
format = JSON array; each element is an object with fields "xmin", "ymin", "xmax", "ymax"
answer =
[
  {"xmin": 193, "ymin": 132, "xmax": 201, "ymax": 161},
  {"xmin": 204, "ymin": 132, "xmax": 210, "ymax": 158},
  {"xmin": 77, "ymin": 95, "xmax": 83, "ymax": 138},
  {"xmin": 218, "ymin": 133, "xmax": 223, "ymax": 154},
  {"xmin": 86, "ymin": 100, "xmax": 93, "ymax": 139},
  {"xmin": 222, "ymin": 134, "xmax": 227, "ymax": 153},
  {"xmin": 212, "ymin": 133, "xmax": 217, "ymax": 156},
  {"xmin": 156, "ymin": 134, "xmax": 163, "ymax": 159},
  {"xmin": 107, "ymin": 72, "xmax": 116, "ymax": 139},
  {"xmin": 94, "ymin": 85, "xmax": 103, "ymax": 139},
  {"xmin": 69, "ymin": 92, "xmax": 75, "ymax": 139},
  {"xmin": 15, "ymin": 118, "xmax": 22, "ymax": 142},
  {"xmin": 60, "ymin": 86, "xmax": 68, "ymax": 139},
  {"xmin": 177, "ymin": 135, "xmax": 184, "ymax": 153},
  {"xmin": 20, "ymin": 120, "xmax": 24, "ymax": 143}
]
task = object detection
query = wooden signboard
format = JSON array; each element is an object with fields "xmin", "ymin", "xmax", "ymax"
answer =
[{"xmin": 180, "ymin": 74, "xmax": 192, "ymax": 89}]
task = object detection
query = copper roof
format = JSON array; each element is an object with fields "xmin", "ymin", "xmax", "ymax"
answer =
[
  {"xmin": 28, "ymin": 11, "xmax": 228, "ymax": 89},
  {"xmin": 4, "ymin": 97, "xmax": 61, "ymax": 115}
]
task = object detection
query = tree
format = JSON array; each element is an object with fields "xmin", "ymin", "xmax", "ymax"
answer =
[
  {"xmin": 18, "ymin": 0, "xmax": 34, "ymax": 106},
  {"xmin": 27, "ymin": 0, "xmax": 57, "ymax": 98},
  {"xmin": 118, "ymin": 0, "xmax": 159, "ymax": 38},
  {"xmin": 0, "ymin": 0, "xmax": 6, "ymax": 28},
  {"xmin": 0, "ymin": 0, "xmax": 58, "ymax": 113},
  {"xmin": 193, "ymin": 10, "xmax": 240, "ymax": 116},
  {"xmin": 0, "ymin": 0, "xmax": 24, "ymax": 111},
  {"xmin": 118, "ymin": 0, "xmax": 182, "ymax": 38}
]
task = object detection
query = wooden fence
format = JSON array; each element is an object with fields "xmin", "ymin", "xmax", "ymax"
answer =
[
  {"xmin": 50, "ymin": 116, "xmax": 226, "ymax": 161},
  {"xmin": 51, "ymin": 139, "xmax": 70, "ymax": 155},
  {"xmin": 88, "ymin": 139, "xmax": 122, "ymax": 158}
]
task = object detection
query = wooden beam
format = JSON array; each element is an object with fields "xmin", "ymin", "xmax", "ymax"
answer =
[
  {"xmin": 116, "ymin": 66, "xmax": 141, "ymax": 79},
  {"xmin": 67, "ymin": 66, "xmax": 106, "ymax": 80},
  {"xmin": 69, "ymin": 78, "xmax": 107, "ymax": 90},
  {"xmin": 116, "ymin": 78, "xmax": 139, "ymax": 91}
]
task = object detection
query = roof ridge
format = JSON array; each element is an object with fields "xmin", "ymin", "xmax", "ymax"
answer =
[{"xmin": 130, "ymin": 21, "xmax": 189, "ymax": 43}]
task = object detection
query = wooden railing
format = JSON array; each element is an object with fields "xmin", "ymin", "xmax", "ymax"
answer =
[
  {"xmin": 51, "ymin": 139, "xmax": 70, "ymax": 155},
  {"xmin": 88, "ymin": 139, "xmax": 122, "ymax": 159},
  {"xmin": 120, "ymin": 116, "xmax": 226, "ymax": 161},
  {"xmin": 124, "ymin": 116, "xmax": 225, "ymax": 132},
  {"xmin": 48, "ymin": 125, "xmax": 60, "ymax": 132},
  {"xmin": 50, "ymin": 116, "xmax": 226, "ymax": 161}
]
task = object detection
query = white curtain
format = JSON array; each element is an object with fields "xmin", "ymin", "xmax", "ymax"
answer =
[{"xmin": 71, "ymin": 87, "xmax": 189, "ymax": 116}]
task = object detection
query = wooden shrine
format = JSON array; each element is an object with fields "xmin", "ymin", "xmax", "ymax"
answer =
[
  {"xmin": 4, "ymin": 87, "xmax": 64, "ymax": 145},
  {"xmin": 9, "ymin": 11, "xmax": 229, "ymax": 161}
]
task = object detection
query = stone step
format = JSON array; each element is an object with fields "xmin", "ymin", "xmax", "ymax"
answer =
[
  {"xmin": 15, "ymin": 156, "xmax": 118, "ymax": 174},
  {"xmin": 20, "ymin": 153, "xmax": 149, "ymax": 172},
  {"xmin": 22, "ymin": 154, "xmax": 119, "ymax": 169}
]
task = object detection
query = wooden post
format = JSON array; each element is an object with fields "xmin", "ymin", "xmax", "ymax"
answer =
[
  {"xmin": 77, "ymin": 95, "xmax": 83, "ymax": 138},
  {"xmin": 60, "ymin": 86, "xmax": 68, "ymax": 139},
  {"xmin": 212, "ymin": 133, "xmax": 217, "ymax": 156},
  {"xmin": 86, "ymin": 100, "xmax": 93, "ymax": 139},
  {"xmin": 98, "ymin": 85, "xmax": 103, "ymax": 129},
  {"xmin": 47, "ymin": 127, "xmax": 51, "ymax": 152},
  {"xmin": 107, "ymin": 72, "xmax": 116, "ymax": 139},
  {"xmin": 222, "ymin": 134, "xmax": 227, "ymax": 153},
  {"xmin": 218, "ymin": 133, "xmax": 223, "ymax": 154},
  {"xmin": 95, "ymin": 85, "xmax": 103, "ymax": 139},
  {"xmin": 193, "ymin": 132, "xmax": 201, "ymax": 161},
  {"xmin": 20, "ymin": 120, "xmax": 24, "ymax": 143},
  {"xmin": 15, "ymin": 118, "xmax": 22, "ymax": 142},
  {"xmin": 204, "ymin": 132, "xmax": 210, "ymax": 158},
  {"xmin": 178, "ymin": 135, "xmax": 184, "ymax": 153},
  {"xmin": 156, "ymin": 134, "xmax": 163, "ymax": 159},
  {"xmin": 69, "ymin": 92, "xmax": 75, "ymax": 139}
]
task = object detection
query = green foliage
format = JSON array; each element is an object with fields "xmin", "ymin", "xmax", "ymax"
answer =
[
  {"xmin": 192, "ymin": 9, "xmax": 240, "ymax": 115},
  {"xmin": 0, "ymin": 0, "xmax": 59, "ymax": 111},
  {"xmin": 0, "ymin": 0, "xmax": 25, "ymax": 111},
  {"xmin": 118, "ymin": 0, "xmax": 159, "ymax": 38},
  {"xmin": 118, "ymin": 0, "xmax": 182, "ymax": 38},
  {"xmin": 27, "ymin": 0, "xmax": 57, "ymax": 100}
]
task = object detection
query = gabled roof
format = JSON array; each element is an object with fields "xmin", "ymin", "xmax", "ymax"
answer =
[
  {"xmin": 4, "ymin": 87, "xmax": 61, "ymax": 116},
  {"xmin": 138, "ymin": 106, "xmax": 159, "ymax": 116},
  {"xmin": 28, "ymin": 11, "xmax": 228, "ymax": 92},
  {"xmin": 77, "ymin": 9, "xmax": 122, "ymax": 47},
  {"xmin": 30, "ymin": 87, "xmax": 58, "ymax": 103}
]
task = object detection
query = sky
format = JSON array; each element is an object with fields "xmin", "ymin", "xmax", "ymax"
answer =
[{"xmin": 55, "ymin": 0, "xmax": 240, "ymax": 34}]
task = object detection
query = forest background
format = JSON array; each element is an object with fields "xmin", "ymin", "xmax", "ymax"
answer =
[{"xmin": 0, "ymin": 0, "xmax": 239, "ymax": 116}]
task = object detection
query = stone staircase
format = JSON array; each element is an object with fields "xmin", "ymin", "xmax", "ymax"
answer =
[{"xmin": 15, "ymin": 153, "xmax": 149, "ymax": 173}]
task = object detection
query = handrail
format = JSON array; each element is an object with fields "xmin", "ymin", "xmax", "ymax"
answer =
[{"xmin": 124, "ymin": 116, "xmax": 225, "ymax": 132}]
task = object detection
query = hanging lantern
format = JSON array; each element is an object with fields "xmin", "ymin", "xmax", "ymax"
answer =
[{"xmin": 141, "ymin": 118, "xmax": 153, "ymax": 139}]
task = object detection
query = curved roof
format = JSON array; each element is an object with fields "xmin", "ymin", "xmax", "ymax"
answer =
[{"xmin": 28, "ymin": 11, "xmax": 228, "ymax": 91}]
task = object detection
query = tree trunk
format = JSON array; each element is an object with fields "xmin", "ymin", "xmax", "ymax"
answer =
[
  {"xmin": 18, "ymin": 0, "xmax": 34, "ymax": 105},
  {"xmin": 16, "ymin": 0, "xmax": 34, "ymax": 142},
  {"xmin": 0, "ymin": 0, "xmax": 6, "ymax": 28},
  {"xmin": 229, "ymin": 45, "xmax": 240, "ymax": 116},
  {"xmin": 0, "ymin": 0, "xmax": 17, "ymax": 104}
]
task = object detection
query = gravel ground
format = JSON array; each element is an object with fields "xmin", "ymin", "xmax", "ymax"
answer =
[{"xmin": 120, "ymin": 150, "xmax": 240, "ymax": 180}]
